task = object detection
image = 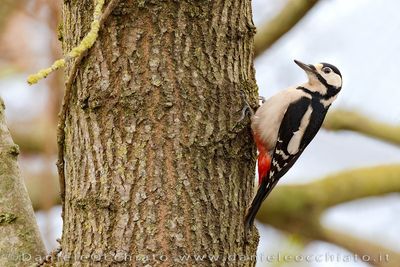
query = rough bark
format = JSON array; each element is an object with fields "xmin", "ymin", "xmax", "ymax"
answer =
[
  {"xmin": 59, "ymin": 1, "xmax": 258, "ymax": 266},
  {"xmin": 0, "ymin": 98, "xmax": 46, "ymax": 266}
]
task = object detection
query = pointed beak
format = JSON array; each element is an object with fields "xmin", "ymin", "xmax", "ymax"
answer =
[{"xmin": 294, "ymin": 60, "xmax": 317, "ymax": 74}]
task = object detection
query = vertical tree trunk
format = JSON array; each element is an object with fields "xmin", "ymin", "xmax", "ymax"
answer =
[
  {"xmin": 0, "ymin": 98, "xmax": 46, "ymax": 266},
  {"xmin": 60, "ymin": 0, "xmax": 258, "ymax": 265}
]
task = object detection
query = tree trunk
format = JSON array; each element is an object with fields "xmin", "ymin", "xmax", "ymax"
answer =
[
  {"xmin": 60, "ymin": 1, "xmax": 258, "ymax": 265},
  {"xmin": 0, "ymin": 98, "xmax": 46, "ymax": 266}
]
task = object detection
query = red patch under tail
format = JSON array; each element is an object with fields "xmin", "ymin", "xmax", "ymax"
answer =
[
  {"xmin": 257, "ymin": 150, "xmax": 271, "ymax": 185},
  {"xmin": 254, "ymin": 134, "xmax": 271, "ymax": 185}
]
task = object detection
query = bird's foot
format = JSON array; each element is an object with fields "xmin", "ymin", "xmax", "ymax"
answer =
[{"xmin": 239, "ymin": 91, "xmax": 254, "ymax": 122}]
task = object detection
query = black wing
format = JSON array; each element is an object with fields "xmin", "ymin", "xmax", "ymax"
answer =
[
  {"xmin": 245, "ymin": 97, "xmax": 313, "ymax": 230},
  {"xmin": 271, "ymin": 95, "xmax": 329, "ymax": 183},
  {"xmin": 269, "ymin": 97, "xmax": 317, "ymax": 182}
]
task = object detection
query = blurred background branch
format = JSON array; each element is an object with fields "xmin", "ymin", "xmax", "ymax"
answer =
[
  {"xmin": 254, "ymin": 0, "xmax": 319, "ymax": 57},
  {"xmin": 0, "ymin": 0, "xmax": 21, "ymax": 31},
  {"xmin": 0, "ymin": 0, "xmax": 63, "ymax": 249},
  {"xmin": 10, "ymin": 120, "xmax": 56, "ymax": 154},
  {"xmin": 256, "ymin": 165, "xmax": 400, "ymax": 266},
  {"xmin": 324, "ymin": 110, "xmax": 400, "ymax": 146},
  {"xmin": 322, "ymin": 227, "xmax": 400, "ymax": 267},
  {"xmin": 26, "ymin": 171, "xmax": 60, "ymax": 211}
]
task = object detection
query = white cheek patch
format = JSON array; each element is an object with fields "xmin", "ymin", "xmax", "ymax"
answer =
[{"xmin": 326, "ymin": 73, "xmax": 342, "ymax": 88}]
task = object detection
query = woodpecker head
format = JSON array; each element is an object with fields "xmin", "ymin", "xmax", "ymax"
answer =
[{"xmin": 294, "ymin": 60, "xmax": 342, "ymax": 95}]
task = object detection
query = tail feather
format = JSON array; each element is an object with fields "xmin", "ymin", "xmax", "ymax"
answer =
[
  {"xmin": 245, "ymin": 178, "xmax": 278, "ymax": 231},
  {"xmin": 246, "ymin": 133, "xmax": 274, "ymax": 232}
]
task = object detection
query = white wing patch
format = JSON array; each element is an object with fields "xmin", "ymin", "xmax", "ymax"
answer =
[
  {"xmin": 275, "ymin": 149, "xmax": 289, "ymax": 160},
  {"xmin": 272, "ymin": 159, "xmax": 282, "ymax": 171},
  {"xmin": 287, "ymin": 105, "xmax": 313, "ymax": 155}
]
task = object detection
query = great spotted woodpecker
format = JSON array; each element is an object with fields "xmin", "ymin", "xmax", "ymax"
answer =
[{"xmin": 244, "ymin": 60, "xmax": 342, "ymax": 230}]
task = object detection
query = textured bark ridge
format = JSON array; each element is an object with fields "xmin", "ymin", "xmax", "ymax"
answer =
[
  {"xmin": 0, "ymin": 98, "xmax": 46, "ymax": 266},
  {"xmin": 61, "ymin": 0, "xmax": 258, "ymax": 265}
]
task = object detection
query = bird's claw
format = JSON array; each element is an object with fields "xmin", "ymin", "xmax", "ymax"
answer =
[
  {"xmin": 239, "ymin": 105, "xmax": 252, "ymax": 122},
  {"xmin": 237, "ymin": 91, "xmax": 266, "ymax": 123},
  {"xmin": 238, "ymin": 91, "xmax": 254, "ymax": 122}
]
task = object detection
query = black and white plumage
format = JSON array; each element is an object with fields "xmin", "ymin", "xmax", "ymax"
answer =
[{"xmin": 245, "ymin": 60, "xmax": 342, "ymax": 231}]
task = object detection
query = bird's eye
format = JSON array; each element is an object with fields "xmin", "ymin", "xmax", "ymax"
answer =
[{"xmin": 322, "ymin": 67, "xmax": 332, "ymax": 74}]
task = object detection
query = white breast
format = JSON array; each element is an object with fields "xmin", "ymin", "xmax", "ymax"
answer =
[{"xmin": 251, "ymin": 87, "xmax": 310, "ymax": 150}]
